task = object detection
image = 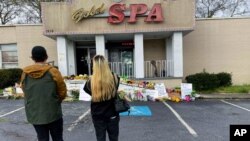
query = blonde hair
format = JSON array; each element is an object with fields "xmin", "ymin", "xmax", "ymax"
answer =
[{"xmin": 91, "ymin": 55, "xmax": 116, "ymax": 102}]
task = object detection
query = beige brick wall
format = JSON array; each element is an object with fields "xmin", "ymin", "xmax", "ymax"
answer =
[
  {"xmin": 183, "ymin": 18, "xmax": 250, "ymax": 85},
  {"xmin": 15, "ymin": 25, "xmax": 57, "ymax": 68},
  {"xmin": 144, "ymin": 39, "xmax": 165, "ymax": 61},
  {"xmin": 0, "ymin": 26, "xmax": 16, "ymax": 44}
]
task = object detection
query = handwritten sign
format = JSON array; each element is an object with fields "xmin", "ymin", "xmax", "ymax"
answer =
[
  {"xmin": 145, "ymin": 89, "xmax": 158, "ymax": 98},
  {"xmin": 118, "ymin": 84, "xmax": 135, "ymax": 93},
  {"xmin": 181, "ymin": 83, "xmax": 193, "ymax": 99},
  {"xmin": 154, "ymin": 83, "xmax": 168, "ymax": 97}
]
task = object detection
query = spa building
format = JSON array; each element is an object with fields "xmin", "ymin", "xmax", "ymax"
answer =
[{"xmin": 0, "ymin": 0, "xmax": 250, "ymax": 87}]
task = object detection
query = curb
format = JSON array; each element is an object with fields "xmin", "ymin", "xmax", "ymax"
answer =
[
  {"xmin": 0, "ymin": 95, "xmax": 8, "ymax": 99},
  {"xmin": 198, "ymin": 94, "xmax": 250, "ymax": 99}
]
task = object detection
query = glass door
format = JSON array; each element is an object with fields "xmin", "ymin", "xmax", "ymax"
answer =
[
  {"xmin": 121, "ymin": 50, "xmax": 133, "ymax": 77},
  {"xmin": 108, "ymin": 48, "xmax": 133, "ymax": 77},
  {"xmin": 76, "ymin": 47, "xmax": 96, "ymax": 75},
  {"xmin": 88, "ymin": 48, "xmax": 96, "ymax": 74}
]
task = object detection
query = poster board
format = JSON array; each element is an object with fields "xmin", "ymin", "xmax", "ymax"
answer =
[
  {"xmin": 144, "ymin": 89, "xmax": 159, "ymax": 98},
  {"xmin": 154, "ymin": 83, "xmax": 168, "ymax": 97},
  {"xmin": 118, "ymin": 84, "xmax": 135, "ymax": 94},
  {"xmin": 181, "ymin": 83, "xmax": 193, "ymax": 99}
]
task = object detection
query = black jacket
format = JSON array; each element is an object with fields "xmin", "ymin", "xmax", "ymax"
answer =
[{"xmin": 83, "ymin": 74, "xmax": 120, "ymax": 120}]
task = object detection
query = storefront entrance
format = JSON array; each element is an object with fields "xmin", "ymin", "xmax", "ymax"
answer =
[
  {"xmin": 106, "ymin": 41, "xmax": 134, "ymax": 77},
  {"xmin": 76, "ymin": 47, "xmax": 96, "ymax": 75}
]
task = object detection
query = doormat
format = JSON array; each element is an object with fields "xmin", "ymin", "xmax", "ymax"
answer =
[{"xmin": 120, "ymin": 106, "xmax": 152, "ymax": 116}]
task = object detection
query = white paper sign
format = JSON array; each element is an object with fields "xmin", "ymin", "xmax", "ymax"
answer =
[
  {"xmin": 79, "ymin": 83, "xmax": 91, "ymax": 101},
  {"xmin": 181, "ymin": 83, "xmax": 193, "ymax": 99},
  {"xmin": 145, "ymin": 89, "xmax": 159, "ymax": 98},
  {"xmin": 154, "ymin": 83, "xmax": 168, "ymax": 97},
  {"xmin": 118, "ymin": 84, "xmax": 135, "ymax": 94},
  {"xmin": 16, "ymin": 88, "xmax": 24, "ymax": 94}
]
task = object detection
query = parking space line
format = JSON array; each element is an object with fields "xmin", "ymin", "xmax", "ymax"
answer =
[
  {"xmin": 162, "ymin": 101, "xmax": 198, "ymax": 137},
  {"xmin": 0, "ymin": 107, "xmax": 24, "ymax": 118},
  {"xmin": 221, "ymin": 100, "xmax": 250, "ymax": 112},
  {"xmin": 67, "ymin": 109, "xmax": 91, "ymax": 132}
]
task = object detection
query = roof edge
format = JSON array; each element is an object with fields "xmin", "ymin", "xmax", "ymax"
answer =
[
  {"xmin": 196, "ymin": 16, "xmax": 250, "ymax": 21},
  {"xmin": 0, "ymin": 24, "xmax": 42, "ymax": 27}
]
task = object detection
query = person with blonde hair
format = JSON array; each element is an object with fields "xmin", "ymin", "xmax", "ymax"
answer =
[{"xmin": 84, "ymin": 54, "xmax": 120, "ymax": 141}]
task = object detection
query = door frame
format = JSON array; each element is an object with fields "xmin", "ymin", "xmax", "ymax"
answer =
[{"xmin": 75, "ymin": 46, "xmax": 95, "ymax": 75}]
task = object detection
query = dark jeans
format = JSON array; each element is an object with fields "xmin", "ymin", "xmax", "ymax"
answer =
[
  {"xmin": 92, "ymin": 116, "xmax": 120, "ymax": 141},
  {"xmin": 33, "ymin": 118, "xmax": 64, "ymax": 141}
]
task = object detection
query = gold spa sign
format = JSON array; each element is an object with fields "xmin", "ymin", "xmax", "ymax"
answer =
[{"xmin": 72, "ymin": 3, "xmax": 164, "ymax": 24}]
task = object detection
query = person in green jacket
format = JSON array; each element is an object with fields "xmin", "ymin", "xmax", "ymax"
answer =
[{"xmin": 21, "ymin": 46, "xmax": 67, "ymax": 141}]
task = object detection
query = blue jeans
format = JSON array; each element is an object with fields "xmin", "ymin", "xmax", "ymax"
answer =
[
  {"xmin": 92, "ymin": 116, "xmax": 120, "ymax": 141},
  {"xmin": 33, "ymin": 118, "xmax": 64, "ymax": 141}
]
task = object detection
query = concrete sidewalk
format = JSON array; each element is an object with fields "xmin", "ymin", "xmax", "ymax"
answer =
[{"xmin": 198, "ymin": 93, "xmax": 250, "ymax": 99}]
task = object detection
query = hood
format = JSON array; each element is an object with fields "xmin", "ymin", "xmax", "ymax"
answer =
[{"xmin": 23, "ymin": 64, "xmax": 53, "ymax": 79}]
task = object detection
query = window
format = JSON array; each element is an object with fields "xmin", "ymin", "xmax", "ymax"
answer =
[{"xmin": 0, "ymin": 44, "xmax": 18, "ymax": 69}]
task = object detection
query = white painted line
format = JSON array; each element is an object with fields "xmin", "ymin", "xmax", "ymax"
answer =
[
  {"xmin": 0, "ymin": 107, "xmax": 25, "ymax": 118},
  {"xmin": 221, "ymin": 100, "xmax": 250, "ymax": 112},
  {"xmin": 67, "ymin": 109, "xmax": 91, "ymax": 131},
  {"xmin": 162, "ymin": 101, "xmax": 198, "ymax": 137}
]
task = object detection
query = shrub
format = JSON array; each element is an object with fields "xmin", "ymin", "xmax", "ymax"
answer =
[
  {"xmin": 185, "ymin": 72, "xmax": 220, "ymax": 91},
  {"xmin": 0, "ymin": 69, "xmax": 10, "ymax": 88},
  {"xmin": 216, "ymin": 72, "xmax": 232, "ymax": 87},
  {"xmin": 0, "ymin": 68, "xmax": 23, "ymax": 89}
]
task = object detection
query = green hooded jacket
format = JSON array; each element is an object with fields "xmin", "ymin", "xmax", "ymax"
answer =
[{"xmin": 21, "ymin": 64, "xmax": 67, "ymax": 125}]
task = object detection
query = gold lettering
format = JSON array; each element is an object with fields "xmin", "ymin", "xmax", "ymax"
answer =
[
  {"xmin": 83, "ymin": 11, "xmax": 89, "ymax": 18},
  {"xmin": 95, "ymin": 3, "xmax": 105, "ymax": 14},
  {"xmin": 72, "ymin": 3, "xmax": 105, "ymax": 23},
  {"xmin": 72, "ymin": 8, "xmax": 84, "ymax": 23},
  {"xmin": 88, "ymin": 6, "xmax": 96, "ymax": 17}
]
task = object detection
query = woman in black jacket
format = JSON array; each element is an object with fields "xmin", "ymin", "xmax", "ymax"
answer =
[{"xmin": 84, "ymin": 55, "xmax": 120, "ymax": 141}]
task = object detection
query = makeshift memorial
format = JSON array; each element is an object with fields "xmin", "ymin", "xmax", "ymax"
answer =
[
  {"xmin": 2, "ymin": 85, "xmax": 24, "ymax": 99},
  {"xmin": 64, "ymin": 74, "xmax": 89, "ymax": 80},
  {"xmin": 63, "ymin": 74, "xmax": 198, "ymax": 104}
]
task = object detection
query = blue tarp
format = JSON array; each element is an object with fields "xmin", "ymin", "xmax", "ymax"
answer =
[{"xmin": 120, "ymin": 106, "xmax": 152, "ymax": 116}]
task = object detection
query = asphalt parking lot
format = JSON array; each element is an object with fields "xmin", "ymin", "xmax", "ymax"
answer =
[{"xmin": 0, "ymin": 99, "xmax": 250, "ymax": 141}]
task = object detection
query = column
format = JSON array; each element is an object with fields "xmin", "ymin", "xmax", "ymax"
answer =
[
  {"xmin": 56, "ymin": 36, "xmax": 69, "ymax": 76},
  {"xmin": 172, "ymin": 32, "xmax": 183, "ymax": 77},
  {"xmin": 134, "ymin": 34, "xmax": 144, "ymax": 78},
  {"xmin": 67, "ymin": 40, "xmax": 76, "ymax": 75},
  {"xmin": 166, "ymin": 37, "xmax": 173, "ymax": 76},
  {"xmin": 95, "ymin": 35, "xmax": 105, "ymax": 56}
]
